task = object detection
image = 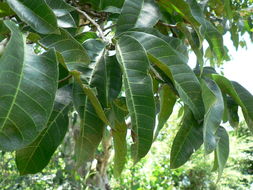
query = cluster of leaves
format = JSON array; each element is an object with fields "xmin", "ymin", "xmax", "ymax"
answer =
[{"xmin": 0, "ymin": 0, "xmax": 252, "ymax": 181}]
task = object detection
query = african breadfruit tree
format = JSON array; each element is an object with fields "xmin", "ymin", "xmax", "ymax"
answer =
[{"xmin": 0, "ymin": 0, "xmax": 253, "ymax": 187}]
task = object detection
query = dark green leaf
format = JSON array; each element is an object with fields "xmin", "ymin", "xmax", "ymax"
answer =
[
  {"xmin": 116, "ymin": 0, "xmax": 160, "ymax": 35},
  {"xmin": 116, "ymin": 35, "xmax": 156, "ymax": 162},
  {"xmin": 212, "ymin": 74, "xmax": 253, "ymax": 133},
  {"xmin": 7, "ymin": 0, "xmax": 58, "ymax": 34},
  {"xmin": 170, "ymin": 107, "xmax": 203, "ymax": 169},
  {"xmin": 40, "ymin": 29, "xmax": 90, "ymax": 71},
  {"xmin": 154, "ymin": 84, "xmax": 176, "ymax": 139},
  {"xmin": 125, "ymin": 31, "xmax": 205, "ymax": 121},
  {"xmin": 201, "ymin": 78, "xmax": 224, "ymax": 154},
  {"xmin": 15, "ymin": 86, "xmax": 72, "ymax": 175},
  {"xmin": 45, "ymin": 0, "xmax": 76, "ymax": 28},
  {"xmin": 0, "ymin": 21, "xmax": 58, "ymax": 151},
  {"xmin": 213, "ymin": 126, "xmax": 229, "ymax": 181}
]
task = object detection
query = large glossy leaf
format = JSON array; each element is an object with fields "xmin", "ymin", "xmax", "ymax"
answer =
[
  {"xmin": 155, "ymin": 84, "xmax": 176, "ymax": 139},
  {"xmin": 201, "ymin": 78, "xmax": 224, "ymax": 154},
  {"xmin": 45, "ymin": 0, "xmax": 76, "ymax": 28},
  {"xmin": 212, "ymin": 126, "xmax": 229, "ymax": 181},
  {"xmin": 226, "ymin": 96, "xmax": 239, "ymax": 128},
  {"xmin": 40, "ymin": 29, "xmax": 90, "ymax": 71},
  {"xmin": 15, "ymin": 86, "xmax": 72, "ymax": 175},
  {"xmin": 170, "ymin": 107, "xmax": 203, "ymax": 169},
  {"xmin": 0, "ymin": 21, "xmax": 58, "ymax": 151},
  {"xmin": 72, "ymin": 42, "xmax": 108, "ymax": 167},
  {"xmin": 116, "ymin": 35, "xmax": 156, "ymax": 162},
  {"xmin": 212, "ymin": 74, "xmax": 253, "ymax": 133},
  {"xmin": 116, "ymin": 0, "xmax": 160, "ymax": 35},
  {"xmin": 125, "ymin": 31, "xmax": 205, "ymax": 121},
  {"xmin": 7, "ymin": 0, "xmax": 58, "ymax": 34}
]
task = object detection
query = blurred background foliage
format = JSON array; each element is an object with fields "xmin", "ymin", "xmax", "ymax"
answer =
[{"xmin": 1, "ymin": 109, "xmax": 252, "ymax": 190}]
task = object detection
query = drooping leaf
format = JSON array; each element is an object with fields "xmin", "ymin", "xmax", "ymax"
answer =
[
  {"xmin": 106, "ymin": 55, "xmax": 122, "ymax": 101},
  {"xmin": 154, "ymin": 84, "xmax": 176, "ymax": 139},
  {"xmin": 212, "ymin": 74, "xmax": 253, "ymax": 133},
  {"xmin": 116, "ymin": 0, "xmax": 160, "ymax": 35},
  {"xmin": 226, "ymin": 96, "xmax": 239, "ymax": 128},
  {"xmin": 7, "ymin": 0, "xmax": 58, "ymax": 34},
  {"xmin": 0, "ymin": 21, "xmax": 58, "ymax": 151},
  {"xmin": 15, "ymin": 86, "xmax": 72, "ymax": 175},
  {"xmin": 125, "ymin": 31, "xmax": 205, "ymax": 121},
  {"xmin": 170, "ymin": 107, "xmax": 203, "ymax": 169},
  {"xmin": 212, "ymin": 126, "xmax": 229, "ymax": 181},
  {"xmin": 116, "ymin": 35, "xmax": 156, "ymax": 162},
  {"xmin": 45, "ymin": 0, "xmax": 76, "ymax": 28},
  {"xmin": 201, "ymin": 78, "xmax": 224, "ymax": 154},
  {"xmin": 110, "ymin": 100, "xmax": 128, "ymax": 177},
  {"xmin": 72, "ymin": 41, "xmax": 109, "ymax": 167},
  {"xmin": 40, "ymin": 29, "xmax": 90, "ymax": 71}
]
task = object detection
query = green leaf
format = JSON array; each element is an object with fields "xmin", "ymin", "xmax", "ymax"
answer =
[
  {"xmin": 116, "ymin": 0, "xmax": 160, "ymax": 35},
  {"xmin": 226, "ymin": 96, "xmax": 239, "ymax": 128},
  {"xmin": 212, "ymin": 74, "xmax": 253, "ymax": 133},
  {"xmin": 72, "ymin": 41, "xmax": 109, "ymax": 167},
  {"xmin": 106, "ymin": 55, "xmax": 122, "ymax": 101},
  {"xmin": 170, "ymin": 107, "xmax": 203, "ymax": 169},
  {"xmin": 111, "ymin": 100, "xmax": 128, "ymax": 177},
  {"xmin": 40, "ymin": 28, "xmax": 90, "ymax": 71},
  {"xmin": 125, "ymin": 31, "xmax": 205, "ymax": 121},
  {"xmin": 45, "ymin": 0, "xmax": 76, "ymax": 28},
  {"xmin": 7, "ymin": 0, "xmax": 58, "ymax": 34},
  {"xmin": 0, "ymin": 2, "xmax": 14, "ymax": 17},
  {"xmin": 15, "ymin": 86, "xmax": 72, "ymax": 175},
  {"xmin": 187, "ymin": 0, "xmax": 226, "ymax": 63},
  {"xmin": 0, "ymin": 21, "xmax": 58, "ymax": 151},
  {"xmin": 154, "ymin": 84, "xmax": 176, "ymax": 139},
  {"xmin": 213, "ymin": 126, "xmax": 229, "ymax": 181},
  {"xmin": 158, "ymin": 0, "xmax": 202, "ymax": 44},
  {"xmin": 201, "ymin": 78, "xmax": 224, "ymax": 154},
  {"xmin": 116, "ymin": 35, "xmax": 156, "ymax": 162}
]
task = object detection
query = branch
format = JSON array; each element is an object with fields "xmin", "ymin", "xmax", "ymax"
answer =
[
  {"xmin": 158, "ymin": 21, "xmax": 177, "ymax": 28},
  {"xmin": 58, "ymin": 75, "xmax": 72, "ymax": 83},
  {"xmin": 75, "ymin": 8, "xmax": 107, "ymax": 42}
]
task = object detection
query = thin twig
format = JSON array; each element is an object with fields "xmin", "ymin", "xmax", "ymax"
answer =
[
  {"xmin": 158, "ymin": 21, "xmax": 177, "ymax": 28},
  {"xmin": 75, "ymin": 8, "xmax": 107, "ymax": 42},
  {"xmin": 58, "ymin": 75, "xmax": 72, "ymax": 83},
  {"xmin": 103, "ymin": 24, "xmax": 116, "ymax": 31}
]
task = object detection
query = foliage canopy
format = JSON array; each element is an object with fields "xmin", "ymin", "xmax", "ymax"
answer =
[{"xmin": 0, "ymin": 0, "xmax": 252, "ymax": 183}]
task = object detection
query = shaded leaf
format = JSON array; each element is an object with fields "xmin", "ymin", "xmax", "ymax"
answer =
[
  {"xmin": 15, "ymin": 86, "xmax": 72, "ymax": 175},
  {"xmin": 0, "ymin": 21, "xmax": 58, "ymax": 151},
  {"xmin": 212, "ymin": 74, "xmax": 253, "ymax": 133},
  {"xmin": 154, "ymin": 84, "xmax": 176, "ymax": 139},
  {"xmin": 213, "ymin": 126, "xmax": 229, "ymax": 181},
  {"xmin": 116, "ymin": 35, "xmax": 156, "ymax": 162},
  {"xmin": 170, "ymin": 107, "xmax": 203, "ymax": 169},
  {"xmin": 201, "ymin": 78, "xmax": 224, "ymax": 154},
  {"xmin": 7, "ymin": 0, "xmax": 58, "ymax": 34},
  {"xmin": 0, "ymin": 2, "xmax": 14, "ymax": 17}
]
